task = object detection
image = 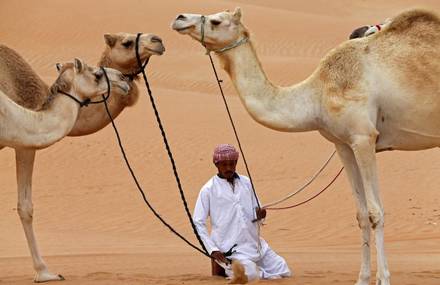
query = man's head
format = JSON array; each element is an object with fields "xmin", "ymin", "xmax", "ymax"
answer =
[{"xmin": 213, "ymin": 144, "xmax": 239, "ymax": 180}]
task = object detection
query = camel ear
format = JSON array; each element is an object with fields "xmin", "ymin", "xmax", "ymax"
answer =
[
  {"xmin": 55, "ymin": 63, "xmax": 63, "ymax": 73},
  {"xmin": 104, "ymin": 33, "xmax": 117, "ymax": 47},
  {"xmin": 232, "ymin": 7, "xmax": 242, "ymax": 23},
  {"xmin": 73, "ymin": 58, "xmax": 85, "ymax": 73}
]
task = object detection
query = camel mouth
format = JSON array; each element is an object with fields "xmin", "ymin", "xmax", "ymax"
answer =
[
  {"xmin": 108, "ymin": 82, "xmax": 130, "ymax": 95},
  {"xmin": 172, "ymin": 22, "xmax": 194, "ymax": 34},
  {"xmin": 146, "ymin": 47, "xmax": 165, "ymax": 56},
  {"xmin": 175, "ymin": 26, "xmax": 191, "ymax": 32}
]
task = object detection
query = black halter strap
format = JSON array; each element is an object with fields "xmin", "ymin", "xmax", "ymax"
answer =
[{"xmin": 123, "ymin": 33, "xmax": 149, "ymax": 80}]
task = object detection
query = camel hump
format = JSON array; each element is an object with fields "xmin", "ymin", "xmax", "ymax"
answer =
[
  {"xmin": 385, "ymin": 9, "xmax": 440, "ymax": 34},
  {"xmin": 0, "ymin": 44, "xmax": 49, "ymax": 110}
]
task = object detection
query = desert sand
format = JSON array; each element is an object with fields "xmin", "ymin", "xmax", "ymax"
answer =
[{"xmin": 1, "ymin": 0, "xmax": 439, "ymax": 284}]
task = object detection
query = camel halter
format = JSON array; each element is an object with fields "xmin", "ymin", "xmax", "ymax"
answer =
[
  {"xmin": 200, "ymin": 15, "xmax": 249, "ymax": 54},
  {"xmin": 58, "ymin": 67, "xmax": 111, "ymax": 107},
  {"xmin": 123, "ymin": 59, "xmax": 149, "ymax": 81},
  {"xmin": 201, "ymin": 18, "xmax": 344, "ymax": 211}
]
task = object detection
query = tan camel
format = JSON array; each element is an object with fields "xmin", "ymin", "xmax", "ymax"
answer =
[
  {"xmin": 0, "ymin": 45, "xmax": 130, "ymax": 282},
  {"xmin": 69, "ymin": 32, "xmax": 165, "ymax": 136},
  {"xmin": 172, "ymin": 7, "xmax": 440, "ymax": 285},
  {"xmin": 1, "ymin": 33, "xmax": 164, "ymax": 282}
]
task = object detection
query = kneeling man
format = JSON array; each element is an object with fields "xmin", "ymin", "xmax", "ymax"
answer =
[{"xmin": 193, "ymin": 144, "xmax": 292, "ymax": 282}]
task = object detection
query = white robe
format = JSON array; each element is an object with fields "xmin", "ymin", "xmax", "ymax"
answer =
[{"xmin": 193, "ymin": 173, "xmax": 291, "ymax": 280}]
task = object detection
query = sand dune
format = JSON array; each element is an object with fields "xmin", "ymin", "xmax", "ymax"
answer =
[{"xmin": 1, "ymin": 0, "xmax": 440, "ymax": 284}]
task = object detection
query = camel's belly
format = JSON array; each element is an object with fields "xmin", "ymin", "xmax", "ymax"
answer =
[{"xmin": 375, "ymin": 111, "xmax": 440, "ymax": 151}]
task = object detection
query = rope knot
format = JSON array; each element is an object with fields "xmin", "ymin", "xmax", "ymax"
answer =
[{"xmin": 80, "ymin": 98, "xmax": 91, "ymax": 107}]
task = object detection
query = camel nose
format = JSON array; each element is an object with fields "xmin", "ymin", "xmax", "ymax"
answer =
[
  {"xmin": 151, "ymin": 35, "xmax": 162, "ymax": 43},
  {"xmin": 176, "ymin": 14, "xmax": 186, "ymax": 21}
]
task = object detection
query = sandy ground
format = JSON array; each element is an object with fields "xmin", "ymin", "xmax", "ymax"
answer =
[{"xmin": 1, "ymin": 0, "xmax": 440, "ymax": 284}]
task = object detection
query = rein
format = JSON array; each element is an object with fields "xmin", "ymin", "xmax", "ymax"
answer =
[
  {"xmin": 59, "ymin": 67, "xmax": 111, "ymax": 107},
  {"xmin": 200, "ymin": 15, "xmax": 343, "ymax": 211},
  {"xmin": 100, "ymin": 51, "xmax": 211, "ymax": 257},
  {"xmin": 134, "ymin": 32, "xmax": 209, "ymax": 256},
  {"xmin": 200, "ymin": 15, "xmax": 261, "ymax": 215}
]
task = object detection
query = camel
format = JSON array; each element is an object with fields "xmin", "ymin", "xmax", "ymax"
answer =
[
  {"xmin": 1, "ymin": 33, "xmax": 164, "ymax": 282},
  {"xmin": 69, "ymin": 32, "xmax": 165, "ymax": 136},
  {"xmin": 172, "ymin": 7, "xmax": 440, "ymax": 285},
  {"xmin": 0, "ymin": 49, "xmax": 129, "ymax": 282}
]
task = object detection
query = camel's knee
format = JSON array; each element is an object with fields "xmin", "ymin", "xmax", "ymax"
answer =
[
  {"xmin": 368, "ymin": 209, "xmax": 384, "ymax": 229},
  {"xmin": 356, "ymin": 212, "xmax": 370, "ymax": 229},
  {"xmin": 17, "ymin": 202, "xmax": 33, "ymax": 222}
]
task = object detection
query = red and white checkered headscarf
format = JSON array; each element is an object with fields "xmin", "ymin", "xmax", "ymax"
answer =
[{"xmin": 213, "ymin": 144, "xmax": 239, "ymax": 164}]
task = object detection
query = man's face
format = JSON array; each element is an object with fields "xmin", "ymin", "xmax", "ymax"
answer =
[{"xmin": 215, "ymin": 160, "xmax": 238, "ymax": 180}]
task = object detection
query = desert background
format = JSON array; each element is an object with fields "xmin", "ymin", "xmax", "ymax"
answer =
[{"xmin": 1, "ymin": 0, "xmax": 440, "ymax": 284}]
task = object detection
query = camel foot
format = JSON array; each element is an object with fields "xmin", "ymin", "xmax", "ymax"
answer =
[
  {"xmin": 34, "ymin": 271, "xmax": 65, "ymax": 283},
  {"xmin": 355, "ymin": 279, "xmax": 369, "ymax": 285},
  {"xmin": 375, "ymin": 277, "xmax": 390, "ymax": 285},
  {"xmin": 228, "ymin": 260, "xmax": 248, "ymax": 284}
]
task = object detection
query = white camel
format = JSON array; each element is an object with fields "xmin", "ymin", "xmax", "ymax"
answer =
[
  {"xmin": 172, "ymin": 7, "xmax": 440, "ymax": 285},
  {"xmin": 1, "ymin": 33, "xmax": 164, "ymax": 282},
  {"xmin": 0, "ymin": 52, "xmax": 129, "ymax": 282}
]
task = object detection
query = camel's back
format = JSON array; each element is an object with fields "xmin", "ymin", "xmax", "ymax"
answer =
[
  {"xmin": 0, "ymin": 44, "xmax": 49, "ymax": 110},
  {"xmin": 380, "ymin": 9, "xmax": 440, "ymax": 38},
  {"xmin": 317, "ymin": 9, "xmax": 440, "ymax": 98}
]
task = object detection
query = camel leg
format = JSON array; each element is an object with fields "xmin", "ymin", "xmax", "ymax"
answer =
[
  {"xmin": 335, "ymin": 143, "xmax": 371, "ymax": 285},
  {"xmin": 15, "ymin": 149, "xmax": 65, "ymax": 283},
  {"xmin": 350, "ymin": 135, "xmax": 390, "ymax": 285}
]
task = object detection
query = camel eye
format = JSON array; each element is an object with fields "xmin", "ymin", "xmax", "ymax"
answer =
[
  {"xmin": 94, "ymin": 72, "xmax": 103, "ymax": 82},
  {"xmin": 122, "ymin": 41, "xmax": 133, "ymax": 48},
  {"xmin": 210, "ymin": 19, "xmax": 222, "ymax": 26}
]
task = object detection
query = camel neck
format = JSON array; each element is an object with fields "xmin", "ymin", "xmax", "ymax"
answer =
[
  {"xmin": 216, "ymin": 40, "xmax": 320, "ymax": 132},
  {"xmin": 0, "ymin": 89, "xmax": 80, "ymax": 148},
  {"xmin": 67, "ymin": 57, "xmax": 138, "ymax": 137}
]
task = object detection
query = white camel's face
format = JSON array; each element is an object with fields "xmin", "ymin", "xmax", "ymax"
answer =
[
  {"xmin": 171, "ymin": 8, "xmax": 243, "ymax": 51},
  {"xmin": 64, "ymin": 59, "xmax": 130, "ymax": 100},
  {"xmin": 103, "ymin": 33, "xmax": 165, "ymax": 70}
]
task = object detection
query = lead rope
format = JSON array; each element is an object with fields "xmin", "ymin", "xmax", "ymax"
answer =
[
  {"xmin": 265, "ymin": 167, "xmax": 344, "ymax": 210},
  {"xmin": 262, "ymin": 151, "xmax": 342, "ymax": 208},
  {"xmin": 205, "ymin": 50, "xmax": 263, "ymax": 254},
  {"xmin": 100, "ymin": 67, "xmax": 210, "ymax": 258},
  {"xmin": 134, "ymin": 33, "xmax": 210, "ymax": 256},
  {"xmin": 200, "ymin": 15, "xmax": 263, "ymax": 255},
  {"xmin": 201, "ymin": 16, "xmax": 261, "ymax": 212}
]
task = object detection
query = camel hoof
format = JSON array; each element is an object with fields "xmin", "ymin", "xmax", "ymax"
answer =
[
  {"xmin": 375, "ymin": 278, "xmax": 390, "ymax": 285},
  {"xmin": 34, "ymin": 272, "xmax": 65, "ymax": 283},
  {"xmin": 228, "ymin": 260, "xmax": 248, "ymax": 284}
]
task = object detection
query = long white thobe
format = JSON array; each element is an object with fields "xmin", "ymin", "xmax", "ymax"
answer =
[{"xmin": 193, "ymin": 173, "xmax": 291, "ymax": 280}]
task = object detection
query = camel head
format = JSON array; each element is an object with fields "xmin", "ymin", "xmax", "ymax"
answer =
[
  {"xmin": 102, "ymin": 32, "xmax": 165, "ymax": 75},
  {"xmin": 55, "ymin": 58, "xmax": 130, "ymax": 102},
  {"xmin": 171, "ymin": 7, "xmax": 249, "ymax": 52}
]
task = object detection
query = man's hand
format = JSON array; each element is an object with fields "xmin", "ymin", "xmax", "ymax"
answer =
[
  {"xmin": 211, "ymin": 251, "xmax": 229, "ymax": 264},
  {"xmin": 255, "ymin": 207, "xmax": 266, "ymax": 220}
]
